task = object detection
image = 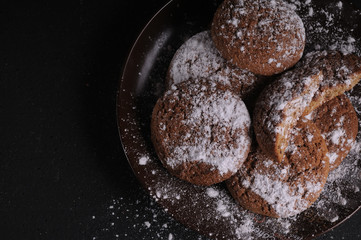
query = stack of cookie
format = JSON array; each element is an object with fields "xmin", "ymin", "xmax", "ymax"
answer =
[{"xmin": 151, "ymin": 0, "xmax": 361, "ymax": 218}]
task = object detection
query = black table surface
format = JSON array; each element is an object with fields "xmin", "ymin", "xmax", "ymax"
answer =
[{"xmin": 1, "ymin": 1, "xmax": 361, "ymax": 239}]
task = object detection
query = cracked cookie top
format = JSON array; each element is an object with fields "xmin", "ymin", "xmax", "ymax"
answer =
[
  {"xmin": 211, "ymin": 0, "xmax": 305, "ymax": 76},
  {"xmin": 167, "ymin": 31, "xmax": 261, "ymax": 99},
  {"xmin": 151, "ymin": 79, "xmax": 252, "ymax": 186}
]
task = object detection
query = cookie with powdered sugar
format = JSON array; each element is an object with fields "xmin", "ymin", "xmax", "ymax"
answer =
[
  {"xmin": 299, "ymin": 51, "xmax": 361, "ymax": 116},
  {"xmin": 253, "ymin": 64, "xmax": 323, "ymax": 162},
  {"xmin": 211, "ymin": 0, "xmax": 305, "ymax": 76},
  {"xmin": 253, "ymin": 51, "xmax": 361, "ymax": 162},
  {"xmin": 309, "ymin": 94, "xmax": 358, "ymax": 171},
  {"xmin": 167, "ymin": 31, "xmax": 264, "ymax": 100},
  {"xmin": 227, "ymin": 119, "xmax": 330, "ymax": 218},
  {"xmin": 151, "ymin": 79, "xmax": 252, "ymax": 186}
]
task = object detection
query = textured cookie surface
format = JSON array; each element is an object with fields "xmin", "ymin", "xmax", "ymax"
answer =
[
  {"xmin": 253, "ymin": 65, "xmax": 323, "ymax": 162},
  {"xmin": 227, "ymin": 120, "xmax": 330, "ymax": 218},
  {"xmin": 309, "ymin": 94, "xmax": 358, "ymax": 171},
  {"xmin": 151, "ymin": 79, "xmax": 252, "ymax": 186},
  {"xmin": 253, "ymin": 51, "xmax": 361, "ymax": 162},
  {"xmin": 211, "ymin": 0, "xmax": 305, "ymax": 76},
  {"xmin": 167, "ymin": 31, "xmax": 263, "ymax": 100},
  {"xmin": 299, "ymin": 51, "xmax": 361, "ymax": 116}
]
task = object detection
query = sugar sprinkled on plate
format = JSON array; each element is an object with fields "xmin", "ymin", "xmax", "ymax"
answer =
[
  {"xmin": 117, "ymin": 0, "xmax": 361, "ymax": 239},
  {"xmin": 206, "ymin": 187, "xmax": 220, "ymax": 198},
  {"xmin": 139, "ymin": 156, "xmax": 150, "ymax": 165}
]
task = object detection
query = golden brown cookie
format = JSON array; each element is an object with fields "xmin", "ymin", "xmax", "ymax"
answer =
[
  {"xmin": 167, "ymin": 31, "xmax": 264, "ymax": 100},
  {"xmin": 253, "ymin": 65, "xmax": 323, "ymax": 162},
  {"xmin": 300, "ymin": 51, "xmax": 361, "ymax": 116},
  {"xmin": 309, "ymin": 94, "xmax": 358, "ymax": 171},
  {"xmin": 151, "ymin": 79, "xmax": 252, "ymax": 186},
  {"xmin": 253, "ymin": 51, "xmax": 361, "ymax": 162},
  {"xmin": 227, "ymin": 120, "xmax": 330, "ymax": 218},
  {"xmin": 211, "ymin": 0, "xmax": 305, "ymax": 76}
]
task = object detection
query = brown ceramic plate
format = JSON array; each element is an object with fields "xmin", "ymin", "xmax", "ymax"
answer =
[{"xmin": 117, "ymin": 0, "xmax": 361, "ymax": 239}]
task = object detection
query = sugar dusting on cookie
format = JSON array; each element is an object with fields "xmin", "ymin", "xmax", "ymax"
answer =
[
  {"xmin": 168, "ymin": 31, "xmax": 224, "ymax": 85},
  {"xmin": 165, "ymin": 85, "xmax": 251, "ymax": 175},
  {"xmin": 312, "ymin": 95, "xmax": 358, "ymax": 169},
  {"xmin": 253, "ymin": 65, "xmax": 322, "ymax": 161},
  {"xmin": 212, "ymin": 0, "xmax": 306, "ymax": 75},
  {"xmin": 167, "ymin": 31, "xmax": 259, "ymax": 98},
  {"xmin": 152, "ymin": 79, "xmax": 252, "ymax": 185}
]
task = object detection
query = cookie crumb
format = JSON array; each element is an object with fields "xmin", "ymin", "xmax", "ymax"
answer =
[{"xmin": 139, "ymin": 156, "xmax": 149, "ymax": 165}]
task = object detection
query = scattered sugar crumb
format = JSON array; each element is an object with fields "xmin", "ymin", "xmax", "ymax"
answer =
[
  {"xmin": 206, "ymin": 188, "xmax": 219, "ymax": 198},
  {"xmin": 330, "ymin": 216, "xmax": 339, "ymax": 222},
  {"xmin": 337, "ymin": 1, "xmax": 343, "ymax": 9},
  {"xmin": 139, "ymin": 156, "xmax": 149, "ymax": 165},
  {"xmin": 168, "ymin": 233, "xmax": 174, "ymax": 240},
  {"xmin": 216, "ymin": 200, "xmax": 231, "ymax": 217},
  {"xmin": 309, "ymin": 7, "xmax": 314, "ymax": 16},
  {"xmin": 144, "ymin": 221, "xmax": 151, "ymax": 228},
  {"xmin": 236, "ymin": 216, "xmax": 254, "ymax": 234}
]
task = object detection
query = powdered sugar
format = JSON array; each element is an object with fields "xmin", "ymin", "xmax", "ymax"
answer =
[
  {"xmin": 291, "ymin": 0, "xmax": 361, "ymax": 56},
  {"xmin": 246, "ymin": 172, "xmax": 310, "ymax": 217},
  {"xmin": 168, "ymin": 31, "xmax": 223, "ymax": 85},
  {"xmin": 330, "ymin": 129, "xmax": 345, "ymax": 144},
  {"xmin": 327, "ymin": 152, "xmax": 339, "ymax": 165},
  {"xmin": 240, "ymin": 142, "xmax": 326, "ymax": 218},
  {"xmin": 213, "ymin": 0, "xmax": 306, "ymax": 75},
  {"xmin": 163, "ymin": 83, "xmax": 251, "ymax": 176},
  {"xmin": 206, "ymin": 187, "xmax": 220, "ymax": 198},
  {"xmin": 216, "ymin": 200, "xmax": 232, "ymax": 217},
  {"xmin": 139, "ymin": 156, "xmax": 150, "ymax": 165},
  {"xmin": 168, "ymin": 31, "xmax": 256, "ymax": 97},
  {"xmin": 254, "ymin": 66, "xmax": 322, "ymax": 160},
  {"xmin": 117, "ymin": 0, "xmax": 361, "ymax": 239}
]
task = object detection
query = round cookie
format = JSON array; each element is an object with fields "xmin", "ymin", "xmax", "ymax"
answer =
[
  {"xmin": 167, "ymin": 31, "xmax": 263, "ymax": 100},
  {"xmin": 211, "ymin": 0, "xmax": 305, "ymax": 76},
  {"xmin": 309, "ymin": 94, "xmax": 358, "ymax": 171},
  {"xmin": 151, "ymin": 79, "xmax": 252, "ymax": 186},
  {"xmin": 227, "ymin": 120, "xmax": 330, "ymax": 218}
]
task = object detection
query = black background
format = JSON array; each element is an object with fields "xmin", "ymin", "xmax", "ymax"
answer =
[{"xmin": 1, "ymin": 0, "xmax": 361, "ymax": 239}]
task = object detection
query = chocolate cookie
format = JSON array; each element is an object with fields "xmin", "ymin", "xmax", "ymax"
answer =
[
  {"xmin": 151, "ymin": 79, "xmax": 252, "ymax": 186},
  {"xmin": 167, "ymin": 31, "xmax": 264, "ymax": 100},
  {"xmin": 227, "ymin": 120, "xmax": 330, "ymax": 218},
  {"xmin": 211, "ymin": 0, "xmax": 305, "ymax": 76},
  {"xmin": 309, "ymin": 94, "xmax": 358, "ymax": 171}
]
